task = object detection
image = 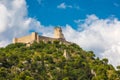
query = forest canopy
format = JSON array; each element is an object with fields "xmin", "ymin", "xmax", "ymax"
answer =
[{"xmin": 0, "ymin": 41, "xmax": 120, "ymax": 80}]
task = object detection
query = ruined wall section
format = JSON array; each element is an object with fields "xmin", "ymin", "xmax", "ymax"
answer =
[
  {"xmin": 13, "ymin": 35, "xmax": 31, "ymax": 43},
  {"xmin": 39, "ymin": 36, "xmax": 57, "ymax": 42},
  {"xmin": 13, "ymin": 32, "xmax": 39, "ymax": 44}
]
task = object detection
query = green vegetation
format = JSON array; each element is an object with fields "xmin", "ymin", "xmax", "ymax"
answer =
[{"xmin": 0, "ymin": 41, "xmax": 120, "ymax": 80}]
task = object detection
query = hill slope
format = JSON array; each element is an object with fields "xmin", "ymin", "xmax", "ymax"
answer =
[{"xmin": 0, "ymin": 41, "xmax": 120, "ymax": 80}]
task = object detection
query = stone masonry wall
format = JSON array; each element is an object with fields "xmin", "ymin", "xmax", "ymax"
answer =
[{"xmin": 13, "ymin": 27, "xmax": 71, "ymax": 45}]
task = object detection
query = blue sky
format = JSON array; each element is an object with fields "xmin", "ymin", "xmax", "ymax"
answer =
[{"xmin": 26, "ymin": 0, "xmax": 120, "ymax": 29}]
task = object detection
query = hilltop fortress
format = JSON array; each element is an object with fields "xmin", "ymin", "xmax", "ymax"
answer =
[{"xmin": 13, "ymin": 27, "xmax": 70, "ymax": 45}]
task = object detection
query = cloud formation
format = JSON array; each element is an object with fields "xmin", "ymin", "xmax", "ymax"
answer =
[
  {"xmin": 57, "ymin": 3, "xmax": 67, "ymax": 9},
  {"xmin": 64, "ymin": 15, "xmax": 120, "ymax": 67},
  {"xmin": 57, "ymin": 2, "xmax": 79, "ymax": 9},
  {"xmin": 0, "ymin": 0, "xmax": 53, "ymax": 47}
]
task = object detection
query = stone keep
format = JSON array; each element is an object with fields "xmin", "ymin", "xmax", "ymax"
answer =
[{"xmin": 54, "ymin": 27, "xmax": 65, "ymax": 40}]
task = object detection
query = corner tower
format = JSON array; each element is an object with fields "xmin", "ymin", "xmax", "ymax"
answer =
[{"xmin": 54, "ymin": 27, "xmax": 65, "ymax": 40}]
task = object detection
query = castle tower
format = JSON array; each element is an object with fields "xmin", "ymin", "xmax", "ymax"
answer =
[
  {"xmin": 31, "ymin": 32, "xmax": 39, "ymax": 42},
  {"xmin": 13, "ymin": 38, "xmax": 17, "ymax": 43},
  {"xmin": 54, "ymin": 27, "xmax": 65, "ymax": 40}
]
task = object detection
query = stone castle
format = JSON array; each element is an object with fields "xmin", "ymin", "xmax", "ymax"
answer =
[{"xmin": 13, "ymin": 27, "xmax": 70, "ymax": 45}]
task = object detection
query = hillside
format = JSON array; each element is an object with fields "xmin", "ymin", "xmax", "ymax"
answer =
[{"xmin": 0, "ymin": 41, "xmax": 120, "ymax": 80}]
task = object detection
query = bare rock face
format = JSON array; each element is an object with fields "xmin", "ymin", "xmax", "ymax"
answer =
[
  {"xmin": 91, "ymin": 69, "xmax": 96, "ymax": 77},
  {"xmin": 63, "ymin": 50, "xmax": 71, "ymax": 60}
]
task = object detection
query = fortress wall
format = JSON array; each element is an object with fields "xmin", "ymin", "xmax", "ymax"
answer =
[
  {"xmin": 13, "ymin": 33, "xmax": 71, "ymax": 45},
  {"xmin": 13, "ymin": 32, "xmax": 39, "ymax": 44},
  {"xmin": 38, "ymin": 36, "xmax": 56, "ymax": 42},
  {"xmin": 16, "ymin": 35, "xmax": 32, "ymax": 43},
  {"xmin": 38, "ymin": 35, "xmax": 71, "ymax": 45},
  {"xmin": 12, "ymin": 27, "xmax": 71, "ymax": 45}
]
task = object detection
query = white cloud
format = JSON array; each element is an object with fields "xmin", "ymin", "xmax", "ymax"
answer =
[
  {"xmin": 0, "ymin": 0, "xmax": 53, "ymax": 47},
  {"xmin": 57, "ymin": 2, "xmax": 79, "ymax": 9},
  {"xmin": 63, "ymin": 14, "xmax": 120, "ymax": 67},
  {"xmin": 74, "ymin": 19, "xmax": 84, "ymax": 24},
  {"xmin": 57, "ymin": 3, "xmax": 66, "ymax": 9},
  {"xmin": 0, "ymin": 40, "xmax": 10, "ymax": 47}
]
